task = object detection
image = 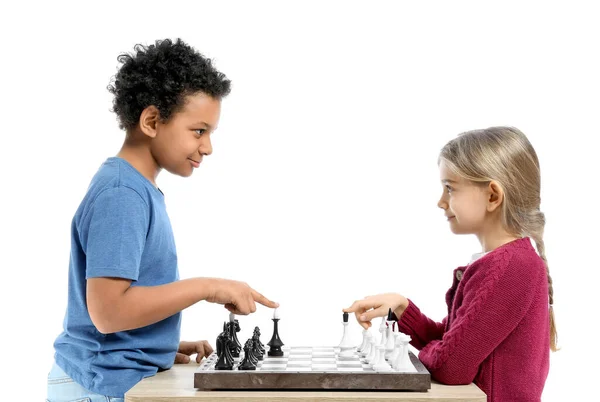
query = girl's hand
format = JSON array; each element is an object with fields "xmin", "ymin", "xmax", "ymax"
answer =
[
  {"xmin": 343, "ymin": 293, "xmax": 409, "ymax": 330},
  {"xmin": 174, "ymin": 340, "xmax": 213, "ymax": 364}
]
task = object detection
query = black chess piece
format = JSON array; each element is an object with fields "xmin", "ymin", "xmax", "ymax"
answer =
[
  {"xmin": 228, "ymin": 321, "xmax": 242, "ymax": 358},
  {"xmin": 234, "ymin": 319, "xmax": 242, "ymax": 347},
  {"xmin": 253, "ymin": 327, "xmax": 266, "ymax": 355},
  {"xmin": 387, "ymin": 307, "xmax": 398, "ymax": 321},
  {"xmin": 238, "ymin": 339, "xmax": 257, "ymax": 370},
  {"xmin": 247, "ymin": 338, "xmax": 260, "ymax": 364},
  {"xmin": 252, "ymin": 335, "xmax": 264, "ymax": 361},
  {"xmin": 215, "ymin": 328, "xmax": 234, "ymax": 370},
  {"xmin": 267, "ymin": 317, "xmax": 284, "ymax": 357},
  {"xmin": 216, "ymin": 328, "xmax": 225, "ymax": 358},
  {"xmin": 224, "ymin": 334, "xmax": 236, "ymax": 367}
]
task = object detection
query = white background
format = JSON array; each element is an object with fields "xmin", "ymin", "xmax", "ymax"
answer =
[{"xmin": 1, "ymin": 1, "xmax": 598, "ymax": 400}]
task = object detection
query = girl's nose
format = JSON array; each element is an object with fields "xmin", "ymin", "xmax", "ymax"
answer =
[{"xmin": 437, "ymin": 196, "xmax": 447, "ymax": 210}]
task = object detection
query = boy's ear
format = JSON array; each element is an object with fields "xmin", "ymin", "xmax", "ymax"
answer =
[
  {"xmin": 487, "ymin": 180, "xmax": 504, "ymax": 212},
  {"xmin": 139, "ymin": 106, "xmax": 160, "ymax": 138}
]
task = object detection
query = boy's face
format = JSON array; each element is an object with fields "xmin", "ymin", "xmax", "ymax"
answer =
[
  {"xmin": 151, "ymin": 92, "xmax": 221, "ymax": 177},
  {"xmin": 437, "ymin": 160, "xmax": 490, "ymax": 235}
]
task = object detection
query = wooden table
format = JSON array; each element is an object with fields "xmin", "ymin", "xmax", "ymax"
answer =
[{"xmin": 125, "ymin": 362, "xmax": 487, "ymax": 402}]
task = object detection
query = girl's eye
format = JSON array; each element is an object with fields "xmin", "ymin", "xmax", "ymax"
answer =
[
  {"xmin": 194, "ymin": 129, "xmax": 206, "ymax": 136},
  {"xmin": 445, "ymin": 185, "xmax": 453, "ymax": 193}
]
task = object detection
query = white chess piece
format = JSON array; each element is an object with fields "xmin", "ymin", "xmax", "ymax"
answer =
[
  {"xmin": 366, "ymin": 338, "xmax": 377, "ymax": 365},
  {"xmin": 338, "ymin": 312, "xmax": 355, "ymax": 359},
  {"xmin": 379, "ymin": 317, "xmax": 387, "ymax": 346},
  {"xmin": 393, "ymin": 333, "xmax": 413, "ymax": 371},
  {"xmin": 371, "ymin": 345, "xmax": 384, "ymax": 366},
  {"xmin": 373, "ymin": 345, "xmax": 393, "ymax": 372},
  {"xmin": 384, "ymin": 319, "xmax": 395, "ymax": 360},
  {"xmin": 360, "ymin": 332, "xmax": 372, "ymax": 357},
  {"xmin": 357, "ymin": 329, "xmax": 369, "ymax": 353},
  {"xmin": 389, "ymin": 332, "xmax": 402, "ymax": 365}
]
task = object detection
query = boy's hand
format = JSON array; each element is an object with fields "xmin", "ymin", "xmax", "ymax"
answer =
[
  {"xmin": 175, "ymin": 340, "xmax": 213, "ymax": 364},
  {"xmin": 207, "ymin": 278, "xmax": 279, "ymax": 315},
  {"xmin": 343, "ymin": 293, "xmax": 409, "ymax": 330}
]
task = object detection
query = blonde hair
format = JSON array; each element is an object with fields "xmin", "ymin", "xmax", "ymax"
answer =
[{"xmin": 439, "ymin": 126, "xmax": 558, "ymax": 352}]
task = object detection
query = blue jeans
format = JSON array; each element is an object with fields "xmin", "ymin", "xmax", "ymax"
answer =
[{"xmin": 46, "ymin": 362, "xmax": 124, "ymax": 402}]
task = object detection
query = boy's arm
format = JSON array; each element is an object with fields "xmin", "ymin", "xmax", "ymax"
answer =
[
  {"xmin": 396, "ymin": 300, "xmax": 447, "ymax": 350},
  {"xmin": 83, "ymin": 187, "xmax": 276, "ymax": 334},
  {"xmin": 87, "ymin": 276, "xmax": 276, "ymax": 334}
]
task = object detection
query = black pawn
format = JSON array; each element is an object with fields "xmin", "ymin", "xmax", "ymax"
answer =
[
  {"xmin": 238, "ymin": 340, "xmax": 257, "ymax": 370},
  {"xmin": 267, "ymin": 318, "xmax": 284, "ymax": 357}
]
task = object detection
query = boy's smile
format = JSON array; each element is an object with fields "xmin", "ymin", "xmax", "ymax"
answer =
[
  {"xmin": 152, "ymin": 92, "xmax": 221, "ymax": 178},
  {"xmin": 117, "ymin": 92, "xmax": 221, "ymax": 186},
  {"xmin": 188, "ymin": 157, "xmax": 201, "ymax": 168}
]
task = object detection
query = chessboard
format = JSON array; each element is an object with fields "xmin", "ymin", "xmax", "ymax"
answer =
[{"xmin": 194, "ymin": 346, "xmax": 431, "ymax": 391}]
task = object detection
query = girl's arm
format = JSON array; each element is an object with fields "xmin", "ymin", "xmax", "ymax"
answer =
[
  {"xmin": 416, "ymin": 252, "xmax": 544, "ymax": 384},
  {"xmin": 397, "ymin": 300, "xmax": 447, "ymax": 350},
  {"xmin": 344, "ymin": 294, "xmax": 447, "ymax": 350}
]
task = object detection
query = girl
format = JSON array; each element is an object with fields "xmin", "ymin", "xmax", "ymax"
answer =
[{"xmin": 344, "ymin": 127, "xmax": 557, "ymax": 402}]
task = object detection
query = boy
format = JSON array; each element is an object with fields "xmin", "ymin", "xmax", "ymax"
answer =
[{"xmin": 48, "ymin": 38, "xmax": 278, "ymax": 401}]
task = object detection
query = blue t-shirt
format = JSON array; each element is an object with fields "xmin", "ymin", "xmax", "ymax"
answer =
[{"xmin": 54, "ymin": 157, "xmax": 181, "ymax": 397}]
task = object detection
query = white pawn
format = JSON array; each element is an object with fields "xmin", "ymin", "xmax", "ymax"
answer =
[
  {"xmin": 338, "ymin": 312, "xmax": 355, "ymax": 359},
  {"xmin": 360, "ymin": 332, "xmax": 373, "ymax": 357},
  {"xmin": 373, "ymin": 345, "xmax": 393, "ymax": 372},
  {"xmin": 389, "ymin": 331, "xmax": 402, "ymax": 364},
  {"xmin": 393, "ymin": 333, "xmax": 413, "ymax": 372},
  {"xmin": 378, "ymin": 317, "xmax": 387, "ymax": 346},
  {"xmin": 366, "ymin": 338, "xmax": 378, "ymax": 365},
  {"xmin": 371, "ymin": 344, "xmax": 385, "ymax": 366},
  {"xmin": 357, "ymin": 329, "xmax": 369, "ymax": 353}
]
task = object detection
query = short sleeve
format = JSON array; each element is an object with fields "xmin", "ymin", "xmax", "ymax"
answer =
[{"xmin": 81, "ymin": 186, "xmax": 149, "ymax": 281}]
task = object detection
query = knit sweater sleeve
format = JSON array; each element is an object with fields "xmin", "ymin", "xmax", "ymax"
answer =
[
  {"xmin": 417, "ymin": 249, "xmax": 542, "ymax": 385},
  {"xmin": 397, "ymin": 299, "xmax": 447, "ymax": 350}
]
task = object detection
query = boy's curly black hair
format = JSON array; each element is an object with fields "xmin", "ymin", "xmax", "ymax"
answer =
[{"xmin": 107, "ymin": 38, "xmax": 231, "ymax": 131}]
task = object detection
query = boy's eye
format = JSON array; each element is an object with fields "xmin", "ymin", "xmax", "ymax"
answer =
[{"xmin": 194, "ymin": 129, "xmax": 206, "ymax": 136}]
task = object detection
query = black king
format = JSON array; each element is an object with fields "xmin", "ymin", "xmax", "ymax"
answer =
[{"xmin": 267, "ymin": 308, "xmax": 284, "ymax": 357}]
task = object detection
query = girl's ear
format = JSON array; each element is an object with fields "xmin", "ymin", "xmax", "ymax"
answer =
[
  {"xmin": 487, "ymin": 180, "xmax": 504, "ymax": 212},
  {"xmin": 139, "ymin": 105, "xmax": 160, "ymax": 138}
]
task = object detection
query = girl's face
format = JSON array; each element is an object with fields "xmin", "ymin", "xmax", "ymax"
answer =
[
  {"xmin": 151, "ymin": 92, "xmax": 221, "ymax": 177},
  {"xmin": 437, "ymin": 160, "xmax": 490, "ymax": 235}
]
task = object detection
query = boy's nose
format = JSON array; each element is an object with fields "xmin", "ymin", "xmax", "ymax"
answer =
[{"xmin": 200, "ymin": 137, "xmax": 213, "ymax": 156}]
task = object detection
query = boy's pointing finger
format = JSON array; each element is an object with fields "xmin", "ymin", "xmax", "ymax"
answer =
[{"xmin": 252, "ymin": 290, "xmax": 279, "ymax": 309}]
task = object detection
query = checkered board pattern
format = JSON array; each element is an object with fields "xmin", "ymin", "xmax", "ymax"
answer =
[{"xmin": 194, "ymin": 346, "xmax": 431, "ymax": 391}]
